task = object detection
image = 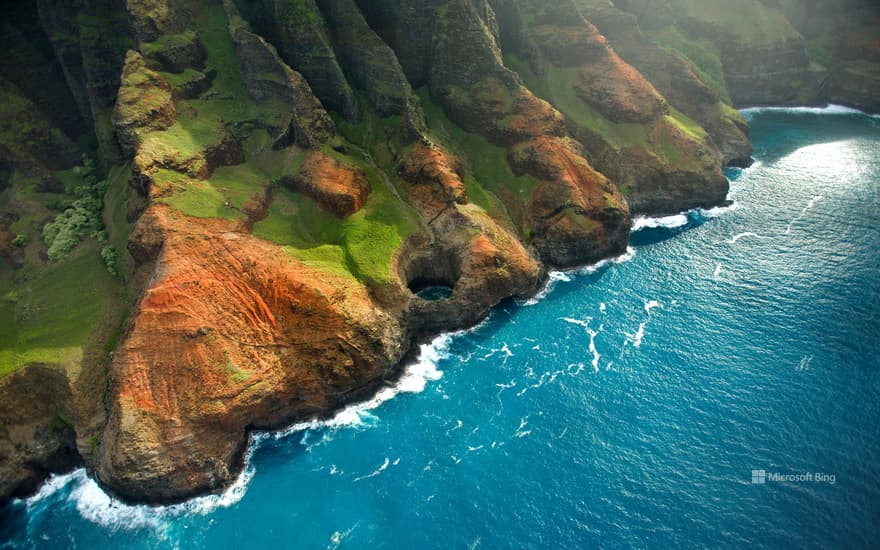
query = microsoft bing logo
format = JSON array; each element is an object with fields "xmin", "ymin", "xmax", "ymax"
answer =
[{"xmin": 751, "ymin": 470, "xmax": 766, "ymax": 484}]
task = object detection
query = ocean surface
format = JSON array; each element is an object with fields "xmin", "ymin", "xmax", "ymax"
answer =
[{"xmin": 2, "ymin": 108, "xmax": 879, "ymax": 549}]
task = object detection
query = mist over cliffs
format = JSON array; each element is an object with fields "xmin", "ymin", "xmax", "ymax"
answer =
[{"xmin": 0, "ymin": 0, "xmax": 877, "ymax": 503}]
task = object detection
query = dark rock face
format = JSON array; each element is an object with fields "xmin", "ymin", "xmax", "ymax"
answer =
[
  {"xmin": 0, "ymin": 3, "xmax": 90, "ymax": 143},
  {"xmin": 36, "ymin": 0, "xmax": 132, "ymax": 165},
  {"xmin": 242, "ymin": 0, "xmax": 360, "ymax": 120},
  {"xmin": 225, "ymin": 1, "xmax": 335, "ymax": 148},
  {"xmin": 775, "ymin": 0, "xmax": 880, "ymax": 112},
  {"xmin": 317, "ymin": 0, "xmax": 426, "ymax": 137},
  {"xmin": 0, "ymin": 364, "xmax": 81, "ymax": 500},
  {"xmin": 0, "ymin": 76, "xmax": 83, "ymax": 176},
  {"xmin": 1, "ymin": 0, "xmax": 878, "ymax": 504}
]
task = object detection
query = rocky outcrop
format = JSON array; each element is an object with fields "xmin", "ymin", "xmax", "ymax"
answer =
[
  {"xmin": 493, "ymin": 0, "xmax": 728, "ymax": 214},
  {"xmin": 283, "ymin": 151, "xmax": 372, "ymax": 217},
  {"xmin": 112, "ymin": 51, "xmax": 176, "ymax": 156},
  {"xmin": 0, "ymin": 364, "xmax": 80, "ymax": 499},
  {"xmin": 398, "ymin": 142, "xmax": 468, "ymax": 205},
  {"xmin": 0, "ymin": 76, "xmax": 82, "ymax": 186},
  {"xmin": 411, "ymin": 0, "xmax": 631, "ymax": 262},
  {"xmin": 97, "ymin": 206, "xmax": 406, "ymax": 502}
]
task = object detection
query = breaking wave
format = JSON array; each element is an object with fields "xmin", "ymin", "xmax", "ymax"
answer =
[{"xmin": 740, "ymin": 104, "xmax": 879, "ymax": 121}]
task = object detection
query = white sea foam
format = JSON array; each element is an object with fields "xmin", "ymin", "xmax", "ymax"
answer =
[
  {"xmin": 22, "ymin": 457, "xmax": 258, "ymax": 533},
  {"xmin": 631, "ymin": 213, "xmax": 689, "ymax": 232},
  {"xmin": 521, "ymin": 248, "xmax": 635, "ymax": 307},
  {"xmin": 644, "ymin": 300, "xmax": 662, "ymax": 313},
  {"xmin": 353, "ymin": 458, "xmax": 391, "ymax": 482},
  {"xmin": 697, "ymin": 201, "xmax": 740, "ymax": 219},
  {"xmin": 724, "ymin": 231, "xmax": 759, "ymax": 244},
  {"xmin": 632, "ymin": 322, "xmax": 646, "ymax": 348},
  {"xmin": 268, "ymin": 333, "xmax": 454, "ymax": 439},
  {"xmin": 587, "ymin": 328, "xmax": 601, "ymax": 372},
  {"xmin": 521, "ymin": 271, "xmax": 572, "ymax": 305},
  {"xmin": 631, "ymin": 195, "xmax": 741, "ymax": 233},
  {"xmin": 740, "ymin": 104, "xmax": 879, "ymax": 121}
]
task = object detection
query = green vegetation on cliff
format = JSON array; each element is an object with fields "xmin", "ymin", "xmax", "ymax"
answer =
[
  {"xmin": 253, "ymin": 109, "xmax": 418, "ymax": 284},
  {"xmin": 0, "ymin": 164, "xmax": 131, "ymax": 378},
  {"xmin": 643, "ymin": 26, "xmax": 731, "ymax": 105},
  {"xmin": 415, "ymin": 87, "xmax": 534, "ymax": 233}
]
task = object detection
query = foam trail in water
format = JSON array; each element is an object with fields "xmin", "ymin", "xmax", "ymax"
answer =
[
  {"xmin": 724, "ymin": 232, "xmax": 759, "ymax": 244},
  {"xmin": 786, "ymin": 195, "xmax": 823, "ymax": 234},
  {"xmin": 329, "ymin": 522, "xmax": 360, "ymax": 549},
  {"xmin": 587, "ymin": 328, "xmax": 601, "ymax": 372},
  {"xmin": 644, "ymin": 300, "xmax": 662, "ymax": 314},
  {"xmin": 797, "ymin": 355, "xmax": 814, "ymax": 371},
  {"xmin": 353, "ymin": 458, "xmax": 391, "ymax": 482},
  {"xmin": 562, "ymin": 317, "xmax": 592, "ymax": 329}
]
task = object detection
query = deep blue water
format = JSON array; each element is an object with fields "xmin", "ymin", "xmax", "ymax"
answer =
[{"xmin": 2, "ymin": 108, "xmax": 879, "ymax": 549}]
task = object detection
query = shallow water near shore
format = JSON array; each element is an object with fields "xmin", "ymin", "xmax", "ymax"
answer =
[{"xmin": 2, "ymin": 109, "xmax": 879, "ymax": 548}]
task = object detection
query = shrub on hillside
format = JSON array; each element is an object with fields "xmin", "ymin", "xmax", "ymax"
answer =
[{"xmin": 42, "ymin": 156, "xmax": 110, "ymax": 262}]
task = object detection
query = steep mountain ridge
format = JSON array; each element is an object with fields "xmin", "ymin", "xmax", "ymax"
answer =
[{"xmin": 0, "ymin": 0, "xmax": 877, "ymax": 502}]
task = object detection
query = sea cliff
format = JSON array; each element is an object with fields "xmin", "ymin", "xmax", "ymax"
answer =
[{"xmin": 0, "ymin": 0, "xmax": 877, "ymax": 503}]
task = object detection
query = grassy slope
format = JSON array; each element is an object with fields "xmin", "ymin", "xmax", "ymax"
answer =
[
  {"xmin": 505, "ymin": 54, "xmax": 711, "ymax": 173},
  {"xmin": 0, "ymin": 169, "xmax": 128, "ymax": 378},
  {"xmin": 643, "ymin": 26, "xmax": 732, "ymax": 105},
  {"xmin": 254, "ymin": 103, "xmax": 421, "ymax": 284},
  {"xmin": 665, "ymin": 0, "xmax": 798, "ymax": 46},
  {"xmin": 139, "ymin": 6, "xmax": 421, "ymax": 285}
]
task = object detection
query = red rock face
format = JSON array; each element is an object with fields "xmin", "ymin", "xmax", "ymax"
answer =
[
  {"xmin": 98, "ymin": 204, "xmax": 405, "ymax": 502},
  {"xmin": 398, "ymin": 142, "xmax": 468, "ymax": 206},
  {"xmin": 284, "ymin": 151, "xmax": 372, "ymax": 218}
]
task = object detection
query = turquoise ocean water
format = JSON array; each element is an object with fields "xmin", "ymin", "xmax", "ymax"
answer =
[{"xmin": 2, "ymin": 108, "xmax": 879, "ymax": 549}]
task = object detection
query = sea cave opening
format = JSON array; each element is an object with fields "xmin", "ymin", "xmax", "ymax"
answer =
[{"xmin": 401, "ymin": 248, "xmax": 461, "ymax": 301}]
